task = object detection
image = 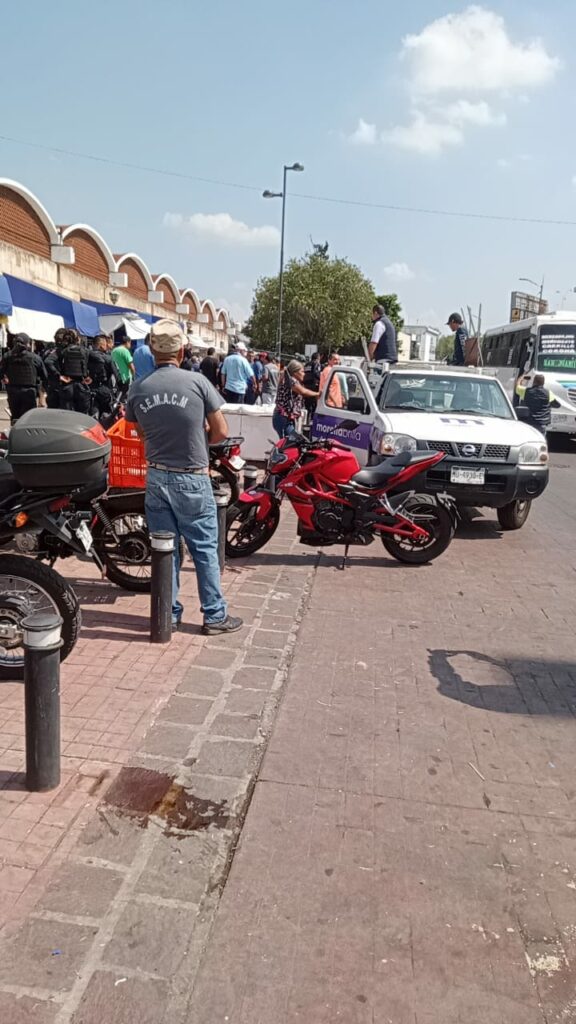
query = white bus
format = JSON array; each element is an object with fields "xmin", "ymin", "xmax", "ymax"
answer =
[{"xmin": 482, "ymin": 312, "xmax": 576, "ymax": 436}]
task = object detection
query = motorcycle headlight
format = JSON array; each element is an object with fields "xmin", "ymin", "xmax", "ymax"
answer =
[
  {"xmin": 380, "ymin": 433, "xmax": 418, "ymax": 455},
  {"xmin": 518, "ymin": 442, "xmax": 548, "ymax": 466}
]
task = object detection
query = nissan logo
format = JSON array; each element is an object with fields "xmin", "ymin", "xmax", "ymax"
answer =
[{"xmin": 462, "ymin": 444, "xmax": 478, "ymax": 456}]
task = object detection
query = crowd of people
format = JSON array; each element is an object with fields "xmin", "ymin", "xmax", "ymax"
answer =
[
  {"xmin": 0, "ymin": 327, "xmax": 354, "ymax": 439},
  {"xmin": 0, "ymin": 300, "xmax": 401, "ymax": 437}
]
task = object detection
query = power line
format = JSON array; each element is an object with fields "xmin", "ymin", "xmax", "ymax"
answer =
[
  {"xmin": 1, "ymin": 132, "xmax": 575, "ymax": 228},
  {"xmin": 292, "ymin": 191, "xmax": 576, "ymax": 228},
  {"xmin": 0, "ymin": 134, "xmax": 262, "ymax": 194}
]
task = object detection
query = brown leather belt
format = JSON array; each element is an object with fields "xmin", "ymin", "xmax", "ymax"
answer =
[{"xmin": 148, "ymin": 463, "xmax": 209, "ymax": 474}]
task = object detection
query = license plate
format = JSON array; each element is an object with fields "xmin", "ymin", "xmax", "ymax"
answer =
[
  {"xmin": 554, "ymin": 414, "xmax": 569, "ymax": 423},
  {"xmin": 450, "ymin": 467, "xmax": 485, "ymax": 485},
  {"xmin": 75, "ymin": 521, "xmax": 93, "ymax": 552},
  {"xmin": 229, "ymin": 455, "xmax": 245, "ymax": 470}
]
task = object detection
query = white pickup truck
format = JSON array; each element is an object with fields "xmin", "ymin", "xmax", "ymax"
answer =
[{"xmin": 311, "ymin": 362, "xmax": 549, "ymax": 530}]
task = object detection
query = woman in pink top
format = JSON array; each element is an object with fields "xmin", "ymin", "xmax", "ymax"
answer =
[{"xmin": 319, "ymin": 354, "xmax": 345, "ymax": 409}]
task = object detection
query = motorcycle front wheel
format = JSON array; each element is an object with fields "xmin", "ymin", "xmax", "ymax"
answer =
[
  {"xmin": 225, "ymin": 502, "xmax": 280, "ymax": 558},
  {"xmin": 380, "ymin": 498, "xmax": 455, "ymax": 565},
  {"xmin": 0, "ymin": 555, "xmax": 81, "ymax": 681}
]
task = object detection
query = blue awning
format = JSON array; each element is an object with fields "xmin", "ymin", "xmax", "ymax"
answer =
[
  {"xmin": 4, "ymin": 275, "xmax": 100, "ymax": 338},
  {"xmin": 70, "ymin": 300, "xmax": 100, "ymax": 337},
  {"xmin": 0, "ymin": 276, "xmax": 13, "ymax": 316},
  {"xmin": 81, "ymin": 298, "xmax": 159, "ymax": 325}
]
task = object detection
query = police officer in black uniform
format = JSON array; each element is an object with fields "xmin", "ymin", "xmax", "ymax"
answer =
[
  {"xmin": 87, "ymin": 335, "xmax": 116, "ymax": 419},
  {"xmin": 57, "ymin": 328, "xmax": 90, "ymax": 413},
  {"xmin": 44, "ymin": 333, "xmax": 65, "ymax": 409},
  {"xmin": 1, "ymin": 333, "xmax": 47, "ymax": 423}
]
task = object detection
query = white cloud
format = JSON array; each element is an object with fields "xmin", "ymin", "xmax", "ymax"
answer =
[
  {"xmin": 214, "ymin": 297, "xmax": 249, "ymax": 325},
  {"xmin": 403, "ymin": 6, "xmax": 561, "ymax": 95},
  {"xmin": 383, "ymin": 113, "xmax": 464, "ymax": 156},
  {"xmin": 352, "ymin": 7, "xmax": 560, "ymax": 157},
  {"xmin": 497, "ymin": 153, "xmax": 532, "ymax": 171},
  {"xmin": 382, "ymin": 99, "xmax": 505, "ymax": 155},
  {"xmin": 383, "ymin": 262, "xmax": 416, "ymax": 282},
  {"xmin": 348, "ymin": 118, "xmax": 377, "ymax": 145},
  {"xmin": 443, "ymin": 99, "xmax": 505, "ymax": 127},
  {"xmin": 164, "ymin": 212, "xmax": 280, "ymax": 247}
]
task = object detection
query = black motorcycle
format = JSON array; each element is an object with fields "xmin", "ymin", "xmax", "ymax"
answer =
[
  {"xmin": 1, "ymin": 428, "xmax": 245, "ymax": 594},
  {"xmin": 0, "ymin": 463, "xmax": 95, "ymax": 679}
]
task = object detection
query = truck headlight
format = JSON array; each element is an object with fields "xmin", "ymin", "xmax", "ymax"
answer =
[
  {"xmin": 380, "ymin": 433, "xmax": 418, "ymax": 455},
  {"xmin": 518, "ymin": 442, "xmax": 548, "ymax": 466}
]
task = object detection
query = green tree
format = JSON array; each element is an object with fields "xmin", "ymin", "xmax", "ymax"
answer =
[
  {"xmin": 245, "ymin": 246, "xmax": 375, "ymax": 355},
  {"xmin": 435, "ymin": 334, "xmax": 455, "ymax": 362},
  {"xmin": 375, "ymin": 294, "xmax": 404, "ymax": 333}
]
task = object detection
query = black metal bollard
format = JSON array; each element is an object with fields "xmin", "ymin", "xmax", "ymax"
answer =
[
  {"xmin": 150, "ymin": 531, "xmax": 174, "ymax": 645},
  {"xmin": 23, "ymin": 612, "xmax": 62, "ymax": 792},
  {"xmin": 243, "ymin": 465, "xmax": 258, "ymax": 491},
  {"xmin": 215, "ymin": 493, "xmax": 228, "ymax": 572}
]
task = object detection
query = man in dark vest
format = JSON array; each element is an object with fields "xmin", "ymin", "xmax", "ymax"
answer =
[
  {"xmin": 57, "ymin": 329, "xmax": 90, "ymax": 413},
  {"xmin": 368, "ymin": 304, "xmax": 398, "ymax": 363},
  {"xmin": 87, "ymin": 335, "xmax": 116, "ymax": 419},
  {"xmin": 1, "ymin": 334, "xmax": 46, "ymax": 423},
  {"xmin": 515, "ymin": 374, "xmax": 560, "ymax": 436},
  {"xmin": 447, "ymin": 313, "xmax": 468, "ymax": 366}
]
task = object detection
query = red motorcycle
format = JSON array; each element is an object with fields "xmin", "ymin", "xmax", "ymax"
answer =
[{"xmin": 226, "ymin": 430, "xmax": 456, "ymax": 566}]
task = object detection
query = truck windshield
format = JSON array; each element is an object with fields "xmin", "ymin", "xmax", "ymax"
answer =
[
  {"xmin": 378, "ymin": 374, "xmax": 513, "ymax": 419},
  {"xmin": 538, "ymin": 324, "xmax": 576, "ymax": 372}
]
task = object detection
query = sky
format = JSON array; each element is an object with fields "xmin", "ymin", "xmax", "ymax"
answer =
[{"xmin": 1, "ymin": 0, "xmax": 575, "ymax": 332}]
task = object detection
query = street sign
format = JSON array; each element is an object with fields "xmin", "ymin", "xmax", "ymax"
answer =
[{"xmin": 510, "ymin": 291, "xmax": 548, "ymax": 322}]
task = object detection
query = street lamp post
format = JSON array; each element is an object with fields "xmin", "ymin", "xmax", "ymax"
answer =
[
  {"xmin": 555, "ymin": 287, "xmax": 576, "ymax": 310},
  {"xmin": 519, "ymin": 275, "xmax": 545, "ymax": 310},
  {"xmin": 263, "ymin": 162, "xmax": 304, "ymax": 359}
]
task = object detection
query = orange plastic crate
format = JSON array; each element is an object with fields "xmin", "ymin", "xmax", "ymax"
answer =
[{"xmin": 107, "ymin": 418, "xmax": 147, "ymax": 489}]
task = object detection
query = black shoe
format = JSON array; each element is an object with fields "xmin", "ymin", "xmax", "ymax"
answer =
[
  {"xmin": 202, "ymin": 615, "xmax": 243, "ymax": 636},
  {"xmin": 172, "ymin": 619, "xmax": 182, "ymax": 633}
]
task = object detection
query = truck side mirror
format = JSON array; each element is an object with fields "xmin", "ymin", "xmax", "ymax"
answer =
[
  {"xmin": 347, "ymin": 396, "xmax": 368, "ymax": 415},
  {"xmin": 516, "ymin": 406, "xmax": 530, "ymax": 422}
]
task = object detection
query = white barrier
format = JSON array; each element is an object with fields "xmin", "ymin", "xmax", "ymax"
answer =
[{"xmin": 221, "ymin": 404, "xmax": 275, "ymax": 462}]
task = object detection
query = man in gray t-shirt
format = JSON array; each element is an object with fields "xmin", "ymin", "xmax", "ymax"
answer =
[
  {"xmin": 126, "ymin": 364, "xmax": 222, "ymax": 470},
  {"xmin": 125, "ymin": 319, "xmax": 242, "ymax": 637}
]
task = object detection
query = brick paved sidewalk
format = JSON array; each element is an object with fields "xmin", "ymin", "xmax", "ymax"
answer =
[
  {"xmin": 0, "ymin": 515, "xmax": 317, "ymax": 1022},
  {"xmin": 188, "ymin": 495, "xmax": 576, "ymax": 1024}
]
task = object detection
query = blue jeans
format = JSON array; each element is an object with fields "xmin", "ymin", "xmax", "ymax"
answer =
[
  {"xmin": 272, "ymin": 410, "xmax": 296, "ymax": 439},
  {"xmin": 145, "ymin": 469, "xmax": 227, "ymax": 626}
]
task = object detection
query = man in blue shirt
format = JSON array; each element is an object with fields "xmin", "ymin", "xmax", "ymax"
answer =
[
  {"xmin": 220, "ymin": 342, "xmax": 255, "ymax": 404},
  {"xmin": 133, "ymin": 335, "xmax": 156, "ymax": 379}
]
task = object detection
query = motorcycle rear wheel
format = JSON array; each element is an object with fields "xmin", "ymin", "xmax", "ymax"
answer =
[
  {"xmin": 225, "ymin": 502, "xmax": 280, "ymax": 558},
  {"xmin": 210, "ymin": 463, "xmax": 240, "ymax": 506},
  {"xmin": 0, "ymin": 555, "xmax": 81, "ymax": 681},
  {"xmin": 95, "ymin": 512, "xmax": 186, "ymax": 593},
  {"xmin": 380, "ymin": 498, "xmax": 455, "ymax": 565}
]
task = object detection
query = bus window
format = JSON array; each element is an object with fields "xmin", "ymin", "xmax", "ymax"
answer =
[{"xmin": 538, "ymin": 324, "xmax": 576, "ymax": 372}]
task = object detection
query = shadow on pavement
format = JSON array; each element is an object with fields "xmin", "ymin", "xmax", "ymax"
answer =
[
  {"xmin": 229, "ymin": 550, "xmax": 419, "ymax": 570},
  {"xmin": 0, "ymin": 770, "xmax": 26, "ymax": 790},
  {"xmin": 429, "ymin": 648, "xmax": 576, "ymax": 717}
]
